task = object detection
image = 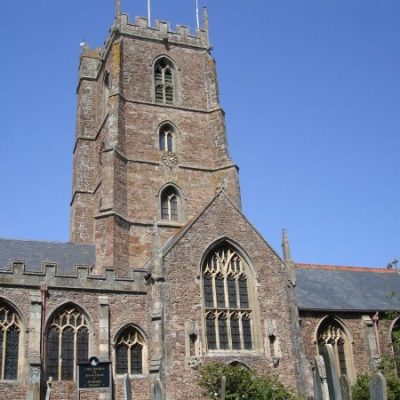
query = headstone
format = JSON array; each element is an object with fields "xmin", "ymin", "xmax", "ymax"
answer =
[
  {"xmin": 370, "ymin": 372, "xmax": 387, "ymax": 400},
  {"xmin": 339, "ymin": 375, "xmax": 352, "ymax": 400},
  {"xmin": 45, "ymin": 377, "xmax": 53, "ymax": 400},
  {"xmin": 220, "ymin": 375, "xmax": 226, "ymax": 400},
  {"xmin": 124, "ymin": 374, "xmax": 132, "ymax": 400},
  {"xmin": 313, "ymin": 365, "xmax": 323, "ymax": 400},
  {"xmin": 320, "ymin": 344, "xmax": 342, "ymax": 400},
  {"xmin": 315, "ymin": 355, "xmax": 330, "ymax": 400},
  {"xmin": 153, "ymin": 380, "xmax": 163, "ymax": 400}
]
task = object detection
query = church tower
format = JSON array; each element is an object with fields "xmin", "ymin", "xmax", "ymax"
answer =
[{"xmin": 70, "ymin": 7, "xmax": 241, "ymax": 273}]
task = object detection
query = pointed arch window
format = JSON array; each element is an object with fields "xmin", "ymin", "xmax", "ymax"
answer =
[
  {"xmin": 116, "ymin": 326, "xmax": 145, "ymax": 375},
  {"xmin": 203, "ymin": 244, "xmax": 253, "ymax": 351},
  {"xmin": 161, "ymin": 186, "xmax": 179, "ymax": 221},
  {"xmin": 317, "ymin": 317, "xmax": 354, "ymax": 392},
  {"xmin": 46, "ymin": 305, "xmax": 89, "ymax": 381},
  {"xmin": 0, "ymin": 301, "xmax": 21, "ymax": 380},
  {"xmin": 154, "ymin": 58, "xmax": 174, "ymax": 104},
  {"xmin": 159, "ymin": 124, "xmax": 175, "ymax": 152}
]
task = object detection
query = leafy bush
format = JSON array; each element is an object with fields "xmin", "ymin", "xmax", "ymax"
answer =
[
  {"xmin": 198, "ymin": 361, "xmax": 299, "ymax": 400},
  {"xmin": 351, "ymin": 375, "xmax": 370, "ymax": 400},
  {"xmin": 352, "ymin": 363, "xmax": 400, "ymax": 400}
]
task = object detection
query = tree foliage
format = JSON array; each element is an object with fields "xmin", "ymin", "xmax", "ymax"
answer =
[{"xmin": 198, "ymin": 361, "xmax": 299, "ymax": 400}]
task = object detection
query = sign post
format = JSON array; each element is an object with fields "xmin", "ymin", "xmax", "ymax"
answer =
[{"xmin": 78, "ymin": 357, "xmax": 112, "ymax": 398}]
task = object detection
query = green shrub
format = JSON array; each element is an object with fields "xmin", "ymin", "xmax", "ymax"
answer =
[{"xmin": 198, "ymin": 361, "xmax": 299, "ymax": 400}]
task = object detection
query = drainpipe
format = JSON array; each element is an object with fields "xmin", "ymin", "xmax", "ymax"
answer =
[{"xmin": 372, "ymin": 311, "xmax": 381, "ymax": 358}]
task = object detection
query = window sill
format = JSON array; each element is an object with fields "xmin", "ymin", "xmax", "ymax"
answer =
[
  {"xmin": 157, "ymin": 220, "xmax": 184, "ymax": 228},
  {"xmin": 205, "ymin": 350, "xmax": 260, "ymax": 357}
]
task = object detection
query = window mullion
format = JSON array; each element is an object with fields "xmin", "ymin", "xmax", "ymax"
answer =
[
  {"xmin": 1, "ymin": 329, "xmax": 6, "ymax": 380},
  {"xmin": 73, "ymin": 329, "xmax": 77, "ymax": 381},
  {"xmin": 215, "ymin": 312, "xmax": 221, "ymax": 350},
  {"xmin": 58, "ymin": 329, "xmax": 62, "ymax": 380},
  {"xmin": 127, "ymin": 344, "xmax": 132, "ymax": 375},
  {"xmin": 227, "ymin": 313, "xmax": 232, "ymax": 350},
  {"xmin": 238, "ymin": 312, "xmax": 244, "ymax": 350}
]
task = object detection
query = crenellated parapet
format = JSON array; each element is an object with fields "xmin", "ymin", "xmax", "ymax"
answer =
[
  {"xmin": 0, "ymin": 262, "xmax": 147, "ymax": 293},
  {"xmin": 115, "ymin": 14, "xmax": 210, "ymax": 49}
]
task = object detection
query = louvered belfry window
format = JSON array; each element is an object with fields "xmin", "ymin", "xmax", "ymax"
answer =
[
  {"xmin": 46, "ymin": 305, "xmax": 89, "ymax": 381},
  {"xmin": 154, "ymin": 58, "xmax": 174, "ymax": 104},
  {"xmin": 116, "ymin": 327, "xmax": 145, "ymax": 375},
  {"xmin": 161, "ymin": 186, "xmax": 179, "ymax": 221},
  {"xmin": 203, "ymin": 244, "xmax": 253, "ymax": 351},
  {"xmin": 0, "ymin": 302, "xmax": 20, "ymax": 380}
]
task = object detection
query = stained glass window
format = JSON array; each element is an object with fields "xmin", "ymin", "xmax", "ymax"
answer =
[
  {"xmin": 203, "ymin": 244, "xmax": 253, "ymax": 351},
  {"xmin": 116, "ymin": 327, "xmax": 145, "ymax": 375},
  {"xmin": 46, "ymin": 305, "xmax": 89, "ymax": 381},
  {"xmin": 0, "ymin": 302, "xmax": 21, "ymax": 380}
]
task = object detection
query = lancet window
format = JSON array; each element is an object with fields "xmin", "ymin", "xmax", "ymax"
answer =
[
  {"xmin": 159, "ymin": 124, "xmax": 174, "ymax": 152},
  {"xmin": 0, "ymin": 301, "xmax": 21, "ymax": 380},
  {"xmin": 203, "ymin": 244, "xmax": 253, "ymax": 351},
  {"xmin": 116, "ymin": 326, "xmax": 145, "ymax": 375},
  {"xmin": 154, "ymin": 58, "xmax": 174, "ymax": 104},
  {"xmin": 46, "ymin": 305, "xmax": 89, "ymax": 381},
  {"xmin": 161, "ymin": 186, "xmax": 179, "ymax": 221}
]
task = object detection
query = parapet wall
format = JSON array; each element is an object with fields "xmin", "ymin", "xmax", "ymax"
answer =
[{"xmin": 0, "ymin": 262, "xmax": 147, "ymax": 293}]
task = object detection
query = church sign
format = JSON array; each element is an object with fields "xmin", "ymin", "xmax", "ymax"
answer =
[{"xmin": 78, "ymin": 357, "xmax": 111, "ymax": 389}]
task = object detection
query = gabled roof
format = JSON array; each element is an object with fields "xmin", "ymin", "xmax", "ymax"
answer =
[
  {"xmin": 0, "ymin": 238, "xmax": 95, "ymax": 273},
  {"xmin": 296, "ymin": 263, "xmax": 400, "ymax": 312},
  {"xmin": 146, "ymin": 190, "xmax": 285, "ymax": 271}
]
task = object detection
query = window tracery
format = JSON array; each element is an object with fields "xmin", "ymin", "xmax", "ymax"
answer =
[
  {"xmin": 154, "ymin": 58, "xmax": 174, "ymax": 104},
  {"xmin": 0, "ymin": 301, "xmax": 21, "ymax": 380},
  {"xmin": 203, "ymin": 245, "xmax": 253, "ymax": 351},
  {"xmin": 116, "ymin": 327, "xmax": 145, "ymax": 375},
  {"xmin": 317, "ymin": 318, "xmax": 352, "ymax": 379},
  {"xmin": 46, "ymin": 305, "xmax": 89, "ymax": 381}
]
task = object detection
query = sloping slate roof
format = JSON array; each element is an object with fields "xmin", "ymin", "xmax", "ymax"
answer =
[
  {"xmin": 0, "ymin": 238, "xmax": 95, "ymax": 273},
  {"xmin": 296, "ymin": 265, "xmax": 400, "ymax": 311}
]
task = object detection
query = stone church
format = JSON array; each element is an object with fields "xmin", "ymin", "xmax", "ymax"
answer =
[{"xmin": 0, "ymin": 4, "xmax": 399, "ymax": 400}]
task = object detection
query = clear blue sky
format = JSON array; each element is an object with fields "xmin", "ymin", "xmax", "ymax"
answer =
[{"xmin": 0, "ymin": 0, "xmax": 399, "ymax": 267}]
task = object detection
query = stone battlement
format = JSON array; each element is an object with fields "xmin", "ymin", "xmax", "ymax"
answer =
[{"xmin": 0, "ymin": 261, "xmax": 147, "ymax": 293}]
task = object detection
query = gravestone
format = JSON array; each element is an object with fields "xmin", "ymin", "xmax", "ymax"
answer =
[
  {"xmin": 313, "ymin": 364, "xmax": 323, "ymax": 400},
  {"xmin": 45, "ymin": 377, "xmax": 52, "ymax": 400},
  {"xmin": 370, "ymin": 372, "xmax": 387, "ymax": 400},
  {"xmin": 124, "ymin": 374, "xmax": 132, "ymax": 400},
  {"xmin": 220, "ymin": 375, "xmax": 226, "ymax": 400},
  {"xmin": 315, "ymin": 355, "xmax": 330, "ymax": 400},
  {"xmin": 153, "ymin": 380, "xmax": 163, "ymax": 400},
  {"xmin": 320, "ymin": 344, "xmax": 342, "ymax": 400},
  {"xmin": 339, "ymin": 375, "xmax": 352, "ymax": 400}
]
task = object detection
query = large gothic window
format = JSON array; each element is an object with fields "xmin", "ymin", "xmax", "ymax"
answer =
[
  {"xmin": 46, "ymin": 305, "xmax": 89, "ymax": 381},
  {"xmin": 203, "ymin": 244, "xmax": 253, "ymax": 351},
  {"xmin": 161, "ymin": 186, "xmax": 179, "ymax": 221},
  {"xmin": 159, "ymin": 123, "xmax": 174, "ymax": 152},
  {"xmin": 116, "ymin": 326, "xmax": 145, "ymax": 375},
  {"xmin": 154, "ymin": 58, "xmax": 174, "ymax": 104},
  {"xmin": 0, "ymin": 301, "xmax": 21, "ymax": 380},
  {"xmin": 317, "ymin": 317, "xmax": 354, "ymax": 395}
]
